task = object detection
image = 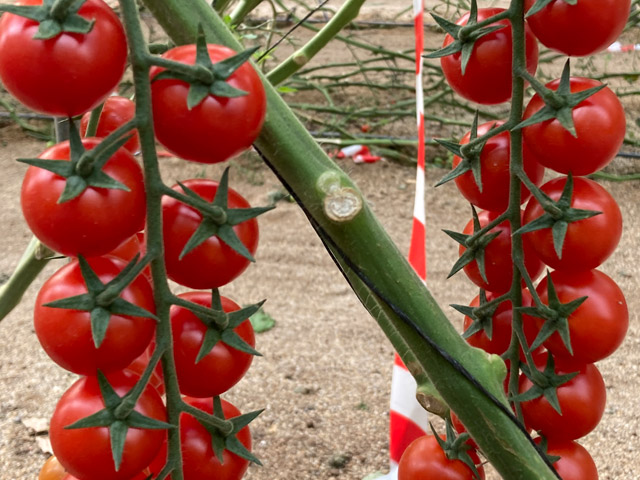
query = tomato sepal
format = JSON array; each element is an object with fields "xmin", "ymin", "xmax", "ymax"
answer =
[
  {"xmin": 455, "ymin": 290, "xmax": 502, "ymax": 341},
  {"xmin": 525, "ymin": 0, "xmax": 576, "ymax": 18},
  {"xmin": 430, "ymin": 420, "xmax": 483, "ymax": 480},
  {"xmin": 515, "ymin": 61, "xmax": 606, "ymax": 137},
  {"xmin": 43, "ymin": 255, "xmax": 157, "ymax": 348},
  {"xmin": 0, "ymin": 0, "xmax": 94, "ymax": 40},
  {"xmin": 515, "ymin": 174, "xmax": 601, "ymax": 258},
  {"xmin": 174, "ymin": 168, "xmax": 273, "ymax": 262},
  {"xmin": 512, "ymin": 354, "xmax": 578, "ymax": 414},
  {"xmin": 64, "ymin": 371, "xmax": 172, "ymax": 471}
]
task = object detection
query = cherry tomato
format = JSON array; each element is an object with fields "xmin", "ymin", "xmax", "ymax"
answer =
[
  {"xmin": 522, "ymin": 77, "xmax": 625, "ymax": 176},
  {"xmin": 459, "ymin": 210, "xmax": 544, "ymax": 294},
  {"xmin": 538, "ymin": 439, "xmax": 599, "ymax": 480},
  {"xmin": 398, "ymin": 434, "xmax": 485, "ymax": 480},
  {"xmin": 524, "ymin": 0, "xmax": 630, "ymax": 56},
  {"xmin": 80, "ymin": 96, "xmax": 140, "ymax": 153},
  {"xmin": 162, "ymin": 179, "xmax": 259, "ymax": 289},
  {"xmin": 462, "ymin": 289, "xmax": 541, "ymax": 361},
  {"xmin": 535, "ymin": 269, "xmax": 628, "ymax": 365},
  {"xmin": 34, "ymin": 256, "xmax": 156, "ymax": 375},
  {"xmin": 150, "ymin": 44, "xmax": 266, "ymax": 163},
  {"xmin": 522, "ymin": 176, "xmax": 623, "ymax": 271},
  {"xmin": 39, "ymin": 456, "xmax": 66, "ymax": 480},
  {"xmin": 171, "ymin": 291, "xmax": 256, "ymax": 397},
  {"xmin": 0, "ymin": 0, "xmax": 127, "ymax": 117},
  {"xmin": 452, "ymin": 121, "xmax": 544, "ymax": 212},
  {"xmin": 440, "ymin": 8, "xmax": 538, "ymax": 105},
  {"xmin": 21, "ymin": 138, "xmax": 146, "ymax": 257},
  {"xmin": 149, "ymin": 397, "xmax": 252, "ymax": 480},
  {"xmin": 50, "ymin": 371, "xmax": 166, "ymax": 480},
  {"xmin": 519, "ymin": 353, "xmax": 606, "ymax": 441}
]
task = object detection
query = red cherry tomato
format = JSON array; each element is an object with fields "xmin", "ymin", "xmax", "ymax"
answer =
[
  {"xmin": 50, "ymin": 371, "xmax": 166, "ymax": 480},
  {"xmin": 21, "ymin": 138, "xmax": 146, "ymax": 257},
  {"xmin": 150, "ymin": 44, "xmax": 266, "ymax": 163},
  {"xmin": 519, "ymin": 353, "xmax": 606, "ymax": 442},
  {"xmin": 398, "ymin": 434, "xmax": 485, "ymax": 480},
  {"xmin": 171, "ymin": 291, "xmax": 256, "ymax": 397},
  {"xmin": 459, "ymin": 210, "xmax": 544, "ymax": 294},
  {"xmin": 149, "ymin": 397, "xmax": 252, "ymax": 480},
  {"xmin": 0, "ymin": 0, "xmax": 127, "ymax": 116},
  {"xmin": 538, "ymin": 439, "xmax": 599, "ymax": 480},
  {"xmin": 462, "ymin": 289, "xmax": 541, "ymax": 361},
  {"xmin": 524, "ymin": 0, "xmax": 630, "ymax": 56},
  {"xmin": 452, "ymin": 121, "xmax": 544, "ymax": 212},
  {"xmin": 522, "ymin": 77, "xmax": 625, "ymax": 176},
  {"xmin": 162, "ymin": 179, "xmax": 259, "ymax": 289},
  {"xmin": 522, "ymin": 176, "xmax": 623, "ymax": 271},
  {"xmin": 535, "ymin": 269, "xmax": 628, "ymax": 365},
  {"xmin": 440, "ymin": 8, "xmax": 538, "ymax": 104},
  {"xmin": 80, "ymin": 96, "xmax": 140, "ymax": 153},
  {"xmin": 34, "ymin": 256, "xmax": 156, "ymax": 375}
]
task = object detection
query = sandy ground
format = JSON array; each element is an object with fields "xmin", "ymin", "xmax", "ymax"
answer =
[{"xmin": 0, "ymin": 2, "xmax": 639, "ymax": 480}]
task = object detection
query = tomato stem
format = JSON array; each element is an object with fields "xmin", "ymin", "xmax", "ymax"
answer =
[{"xmin": 50, "ymin": 0, "xmax": 83, "ymax": 21}]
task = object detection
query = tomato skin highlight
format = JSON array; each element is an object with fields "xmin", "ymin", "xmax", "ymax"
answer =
[
  {"xmin": 524, "ymin": 0, "xmax": 630, "ymax": 57},
  {"xmin": 171, "ymin": 291, "xmax": 256, "ymax": 397},
  {"xmin": 522, "ymin": 176, "xmax": 623, "ymax": 272},
  {"xmin": 34, "ymin": 256, "xmax": 156, "ymax": 375},
  {"xmin": 162, "ymin": 179, "xmax": 259, "ymax": 289},
  {"xmin": 50, "ymin": 371, "xmax": 167, "ymax": 480},
  {"xmin": 20, "ymin": 138, "xmax": 147, "ymax": 258},
  {"xmin": 535, "ymin": 269, "xmax": 628, "ymax": 365},
  {"xmin": 398, "ymin": 434, "xmax": 485, "ymax": 480},
  {"xmin": 522, "ymin": 77, "xmax": 625, "ymax": 176},
  {"xmin": 452, "ymin": 121, "xmax": 544, "ymax": 212},
  {"xmin": 0, "ymin": 0, "xmax": 127, "ymax": 117},
  {"xmin": 440, "ymin": 8, "xmax": 538, "ymax": 105},
  {"xmin": 459, "ymin": 210, "xmax": 544, "ymax": 294},
  {"xmin": 80, "ymin": 96, "xmax": 140, "ymax": 153},
  {"xmin": 519, "ymin": 353, "xmax": 606, "ymax": 442},
  {"xmin": 150, "ymin": 44, "xmax": 266, "ymax": 164}
]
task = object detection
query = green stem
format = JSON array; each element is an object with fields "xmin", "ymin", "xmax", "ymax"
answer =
[
  {"xmin": 0, "ymin": 238, "xmax": 55, "ymax": 321},
  {"xmin": 266, "ymin": 0, "xmax": 367, "ymax": 85},
  {"xmin": 229, "ymin": 0, "xmax": 263, "ymax": 26},
  {"xmin": 140, "ymin": 0, "xmax": 559, "ymax": 477},
  {"xmin": 50, "ymin": 0, "xmax": 79, "ymax": 20},
  {"xmin": 85, "ymin": 102, "xmax": 105, "ymax": 138}
]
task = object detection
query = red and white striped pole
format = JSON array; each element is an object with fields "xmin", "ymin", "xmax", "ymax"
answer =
[{"xmin": 381, "ymin": 1, "xmax": 428, "ymax": 477}]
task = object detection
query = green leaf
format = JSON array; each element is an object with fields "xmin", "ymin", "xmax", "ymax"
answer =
[{"xmin": 249, "ymin": 308, "xmax": 276, "ymax": 333}]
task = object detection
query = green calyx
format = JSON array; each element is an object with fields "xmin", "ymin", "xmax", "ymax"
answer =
[
  {"xmin": 444, "ymin": 207, "xmax": 501, "ymax": 283},
  {"xmin": 432, "ymin": 420, "xmax": 483, "ymax": 480},
  {"xmin": 454, "ymin": 290, "xmax": 501, "ymax": 341},
  {"xmin": 425, "ymin": 0, "xmax": 505, "ymax": 75},
  {"xmin": 436, "ymin": 114, "xmax": 497, "ymax": 192},
  {"xmin": 514, "ymin": 174, "xmax": 601, "ymax": 258},
  {"xmin": 512, "ymin": 354, "xmax": 579, "ymax": 415},
  {"xmin": 65, "ymin": 371, "xmax": 173, "ymax": 472},
  {"xmin": 0, "ymin": 0, "xmax": 94, "ymax": 40},
  {"xmin": 43, "ymin": 256, "xmax": 158, "ymax": 349},
  {"xmin": 195, "ymin": 396, "xmax": 263, "ymax": 466},
  {"xmin": 517, "ymin": 271, "xmax": 587, "ymax": 355},
  {"xmin": 177, "ymin": 167, "xmax": 274, "ymax": 261},
  {"xmin": 183, "ymin": 289, "xmax": 263, "ymax": 363},
  {"xmin": 153, "ymin": 24, "xmax": 259, "ymax": 109},
  {"xmin": 18, "ymin": 120, "xmax": 132, "ymax": 204},
  {"xmin": 515, "ymin": 60, "xmax": 606, "ymax": 137}
]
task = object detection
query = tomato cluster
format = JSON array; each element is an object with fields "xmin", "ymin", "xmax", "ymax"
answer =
[
  {"xmin": 0, "ymin": 1, "xmax": 268, "ymax": 479},
  {"xmin": 403, "ymin": 1, "xmax": 630, "ymax": 477}
]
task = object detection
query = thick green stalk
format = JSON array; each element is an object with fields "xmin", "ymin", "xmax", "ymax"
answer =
[
  {"xmin": 140, "ymin": 0, "xmax": 557, "ymax": 476},
  {"xmin": 266, "ymin": 0, "xmax": 367, "ymax": 85}
]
